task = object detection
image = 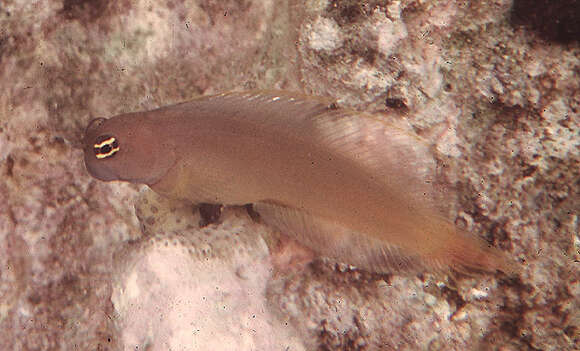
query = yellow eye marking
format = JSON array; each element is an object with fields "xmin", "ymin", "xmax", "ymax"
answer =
[
  {"xmin": 94, "ymin": 136, "xmax": 117, "ymax": 149},
  {"xmin": 95, "ymin": 146, "xmax": 120, "ymax": 159},
  {"xmin": 93, "ymin": 135, "xmax": 119, "ymax": 159}
]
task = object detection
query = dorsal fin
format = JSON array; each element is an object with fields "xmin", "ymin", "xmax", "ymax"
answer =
[{"xmin": 194, "ymin": 91, "xmax": 450, "ymax": 215}]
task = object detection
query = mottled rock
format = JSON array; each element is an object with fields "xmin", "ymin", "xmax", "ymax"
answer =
[
  {"xmin": 110, "ymin": 190, "xmax": 303, "ymax": 350},
  {"xmin": 1, "ymin": 0, "xmax": 578, "ymax": 350}
]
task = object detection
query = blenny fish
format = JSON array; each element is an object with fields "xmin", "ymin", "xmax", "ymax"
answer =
[{"xmin": 83, "ymin": 91, "xmax": 517, "ymax": 274}]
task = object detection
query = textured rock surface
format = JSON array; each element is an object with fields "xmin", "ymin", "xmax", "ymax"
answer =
[
  {"xmin": 110, "ymin": 190, "xmax": 303, "ymax": 350},
  {"xmin": 0, "ymin": 0, "xmax": 578, "ymax": 350}
]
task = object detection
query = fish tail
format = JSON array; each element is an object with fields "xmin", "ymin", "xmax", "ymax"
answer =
[{"xmin": 421, "ymin": 218, "xmax": 521, "ymax": 275}]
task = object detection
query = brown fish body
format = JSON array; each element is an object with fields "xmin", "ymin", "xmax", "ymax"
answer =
[{"xmin": 84, "ymin": 91, "xmax": 516, "ymax": 274}]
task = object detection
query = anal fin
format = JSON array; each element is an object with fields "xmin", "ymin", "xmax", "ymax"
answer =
[{"xmin": 254, "ymin": 202, "xmax": 423, "ymax": 274}]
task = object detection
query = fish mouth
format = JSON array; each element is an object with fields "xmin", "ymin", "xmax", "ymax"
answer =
[{"xmin": 83, "ymin": 150, "xmax": 118, "ymax": 181}]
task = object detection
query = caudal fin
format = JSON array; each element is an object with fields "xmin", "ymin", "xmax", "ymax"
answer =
[{"xmin": 422, "ymin": 219, "xmax": 521, "ymax": 276}]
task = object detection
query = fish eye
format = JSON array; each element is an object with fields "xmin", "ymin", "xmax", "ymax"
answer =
[{"xmin": 93, "ymin": 134, "xmax": 119, "ymax": 159}]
